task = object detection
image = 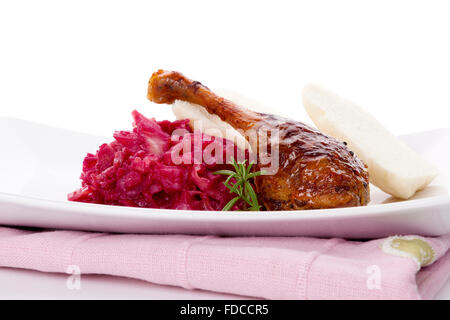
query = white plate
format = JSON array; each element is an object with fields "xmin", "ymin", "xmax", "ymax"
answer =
[{"xmin": 0, "ymin": 117, "xmax": 449, "ymax": 238}]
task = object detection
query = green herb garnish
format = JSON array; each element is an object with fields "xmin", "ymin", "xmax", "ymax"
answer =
[{"xmin": 214, "ymin": 158, "xmax": 264, "ymax": 211}]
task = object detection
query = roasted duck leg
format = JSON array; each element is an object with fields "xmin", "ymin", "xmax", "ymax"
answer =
[{"xmin": 148, "ymin": 70, "xmax": 370, "ymax": 210}]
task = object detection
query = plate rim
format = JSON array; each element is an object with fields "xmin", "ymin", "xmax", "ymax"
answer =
[{"xmin": 1, "ymin": 191, "xmax": 449, "ymax": 222}]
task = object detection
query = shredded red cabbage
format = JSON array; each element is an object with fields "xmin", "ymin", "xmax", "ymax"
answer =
[{"xmin": 68, "ymin": 110, "xmax": 248, "ymax": 211}]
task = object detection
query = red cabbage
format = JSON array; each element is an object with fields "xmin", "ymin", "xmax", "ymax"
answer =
[{"xmin": 68, "ymin": 110, "xmax": 249, "ymax": 211}]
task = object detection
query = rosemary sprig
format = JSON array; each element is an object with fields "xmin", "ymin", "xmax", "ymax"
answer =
[{"xmin": 214, "ymin": 158, "xmax": 264, "ymax": 211}]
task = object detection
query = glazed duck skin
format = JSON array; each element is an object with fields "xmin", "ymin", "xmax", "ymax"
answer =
[{"xmin": 148, "ymin": 70, "xmax": 370, "ymax": 210}]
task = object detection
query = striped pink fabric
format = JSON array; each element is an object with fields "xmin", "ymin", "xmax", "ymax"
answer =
[{"xmin": 0, "ymin": 226, "xmax": 449, "ymax": 299}]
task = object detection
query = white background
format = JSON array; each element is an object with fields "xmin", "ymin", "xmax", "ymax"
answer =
[
  {"xmin": 0, "ymin": 0, "xmax": 449, "ymax": 299},
  {"xmin": 1, "ymin": 0, "xmax": 449, "ymax": 137}
]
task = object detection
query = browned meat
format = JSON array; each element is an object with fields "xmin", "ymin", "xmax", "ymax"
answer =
[{"xmin": 147, "ymin": 70, "xmax": 370, "ymax": 210}]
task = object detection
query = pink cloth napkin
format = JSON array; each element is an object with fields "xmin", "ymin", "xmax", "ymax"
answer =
[{"xmin": 0, "ymin": 226, "xmax": 449, "ymax": 299}]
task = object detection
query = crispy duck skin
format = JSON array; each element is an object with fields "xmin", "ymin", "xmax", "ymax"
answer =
[{"xmin": 147, "ymin": 70, "xmax": 370, "ymax": 210}]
